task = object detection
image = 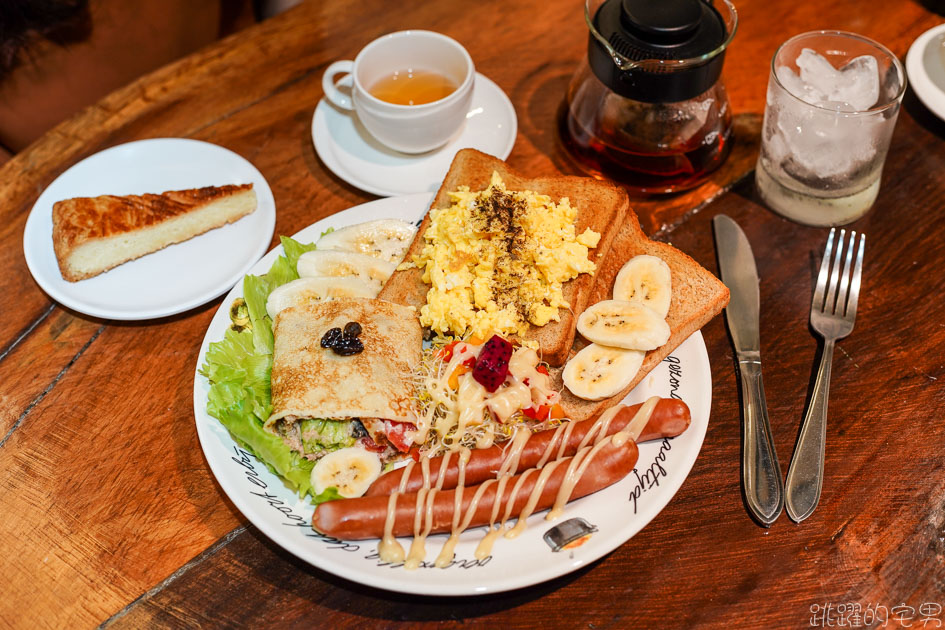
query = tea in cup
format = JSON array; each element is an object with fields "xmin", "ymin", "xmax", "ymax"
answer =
[{"xmin": 321, "ymin": 30, "xmax": 475, "ymax": 154}]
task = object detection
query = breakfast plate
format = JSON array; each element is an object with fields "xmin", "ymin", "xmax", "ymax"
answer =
[
  {"xmin": 907, "ymin": 23, "xmax": 945, "ymax": 123},
  {"xmin": 312, "ymin": 73, "xmax": 517, "ymax": 196},
  {"xmin": 22, "ymin": 138, "xmax": 276, "ymax": 320},
  {"xmin": 193, "ymin": 193, "xmax": 712, "ymax": 596}
]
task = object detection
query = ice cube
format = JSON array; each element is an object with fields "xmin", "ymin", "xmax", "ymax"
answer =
[
  {"xmin": 771, "ymin": 103, "xmax": 881, "ymax": 180},
  {"xmin": 835, "ymin": 55, "xmax": 880, "ymax": 111},
  {"xmin": 775, "ymin": 65, "xmax": 826, "ymax": 106},
  {"xmin": 792, "ymin": 48, "xmax": 880, "ymax": 111},
  {"xmin": 796, "ymin": 48, "xmax": 842, "ymax": 99}
]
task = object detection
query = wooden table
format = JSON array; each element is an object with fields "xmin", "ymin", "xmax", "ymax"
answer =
[{"xmin": 3, "ymin": 1, "xmax": 944, "ymax": 627}]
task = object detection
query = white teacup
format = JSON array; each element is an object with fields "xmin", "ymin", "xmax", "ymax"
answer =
[{"xmin": 321, "ymin": 30, "xmax": 475, "ymax": 154}]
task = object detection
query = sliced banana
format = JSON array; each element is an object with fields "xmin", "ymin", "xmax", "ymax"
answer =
[
  {"xmin": 562, "ymin": 343, "xmax": 645, "ymax": 401},
  {"xmin": 316, "ymin": 219, "xmax": 417, "ymax": 264},
  {"xmin": 577, "ymin": 300, "xmax": 671, "ymax": 351},
  {"xmin": 577, "ymin": 300, "xmax": 670, "ymax": 350},
  {"xmin": 310, "ymin": 447, "xmax": 382, "ymax": 498},
  {"xmin": 296, "ymin": 250, "xmax": 396, "ymax": 294},
  {"xmin": 613, "ymin": 255, "xmax": 673, "ymax": 317},
  {"xmin": 266, "ymin": 276, "xmax": 374, "ymax": 319}
]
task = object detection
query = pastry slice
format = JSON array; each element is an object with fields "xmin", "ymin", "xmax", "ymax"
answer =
[{"xmin": 52, "ymin": 183, "xmax": 257, "ymax": 282}]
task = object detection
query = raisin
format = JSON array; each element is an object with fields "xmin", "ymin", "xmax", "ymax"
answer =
[
  {"xmin": 320, "ymin": 327, "xmax": 343, "ymax": 348},
  {"xmin": 332, "ymin": 337, "xmax": 364, "ymax": 356},
  {"xmin": 344, "ymin": 321, "xmax": 362, "ymax": 337}
]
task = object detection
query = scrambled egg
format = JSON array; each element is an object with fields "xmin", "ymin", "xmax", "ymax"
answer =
[{"xmin": 408, "ymin": 172, "xmax": 600, "ymax": 340}]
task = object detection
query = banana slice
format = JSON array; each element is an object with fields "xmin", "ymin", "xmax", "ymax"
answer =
[
  {"xmin": 562, "ymin": 343, "xmax": 645, "ymax": 401},
  {"xmin": 311, "ymin": 447, "xmax": 382, "ymax": 498},
  {"xmin": 316, "ymin": 219, "xmax": 417, "ymax": 264},
  {"xmin": 577, "ymin": 300, "xmax": 671, "ymax": 351},
  {"xmin": 613, "ymin": 255, "xmax": 673, "ymax": 318},
  {"xmin": 296, "ymin": 250, "xmax": 396, "ymax": 294},
  {"xmin": 266, "ymin": 276, "xmax": 374, "ymax": 319}
]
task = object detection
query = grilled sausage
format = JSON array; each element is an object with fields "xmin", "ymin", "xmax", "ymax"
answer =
[
  {"xmin": 312, "ymin": 437, "xmax": 639, "ymax": 540},
  {"xmin": 365, "ymin": 398, "xmax": 689, "ymax": 497}
]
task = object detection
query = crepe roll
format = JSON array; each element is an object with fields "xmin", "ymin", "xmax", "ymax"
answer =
[{"xmin": 266, "ymin": 298, "xmax": 422, "ymax": 462}]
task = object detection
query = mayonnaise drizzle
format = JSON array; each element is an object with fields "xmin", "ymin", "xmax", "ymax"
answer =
[
  {"xmin": 378, "ymin": 459, "xmax": 415, "ymax": 563},
  {"xmin": 378, "ymin": 492, "xmax": 405, "ymax": 563},
  {"xmin": 435, "ymin": 447, "xmax": 471, "ymax": 568},
  {"xmin": 378, "ymin": 396, "xmax": 661, "ymax": 568},
  {"xmin": 475, "ymin": 423, "xmax": 495, "ymax": 450},
  {"xmin": 402, "ymin": 457, "xmax": 434, "ymax": 569},
  {"xmin": 548, "ymin": 438, "xmax": 608, "ymax": 520},
  {"xmin": 405, "ymin": 487, "xmax": 437, "ymax": 569},
  {"xmin": 506, "ymin": 459, "xmax": 563, "ymax": 538},
  {"xmin": 420, "ymin": 342, "xmax": 558, "ymax": 455},
  {"xmin": 499, "ymin": 427, "xmax": 531, "ymax": 477}
]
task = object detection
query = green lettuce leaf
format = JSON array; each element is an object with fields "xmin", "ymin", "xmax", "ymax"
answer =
[
  {"xmin": 312, "ymin": 487, "xmax": 345, "ymax": 505},
  {"xmin": 212, "ymin": 398, "xmax": 316, "ymax": 495},
  {"xmin": 243, "ymin": 274, "xmax": 275, "ymax": 354},
  {"xmin": 299, "ymin": 418, "xmax": 355, "ymax": 453},
  {"xmin": 201, "ymin": 236, "xmax": 325, "ymax": 499},
  {"xmin": 241, "ymin": 236, "xmax": 318, "ymax": 355},
  {"xmin": 280, "ymin": 235, "xmax": 318, "ymax": 271}
]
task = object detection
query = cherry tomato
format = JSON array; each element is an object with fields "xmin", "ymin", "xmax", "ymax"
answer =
[
  {"xmin": 522, "ymin": 403, "xmax": 565, "ymax": 421},
  {"xmin": 385, "ymin": 420, "xmax": 417, "ymax": 453},
  {"xmin": 357, "ymin": 436, "xmax": 386, "ymax": 453},
  {"xmin": 436, "ymin": 340, "xmax": 461, "ymax": 361},
  {"xmin": 522, "ymin": 405, "xmax": 550, "ymax": 420}
]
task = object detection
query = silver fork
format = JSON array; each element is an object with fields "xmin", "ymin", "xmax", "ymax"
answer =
[{"xmin": 784, "ymin": 228, "xmax": 865, "ymax": 523}]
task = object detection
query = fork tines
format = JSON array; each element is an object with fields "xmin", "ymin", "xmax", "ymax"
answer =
[{"xmin": 813, "ymin": 228, "xmax": 866, "ymax": 320}]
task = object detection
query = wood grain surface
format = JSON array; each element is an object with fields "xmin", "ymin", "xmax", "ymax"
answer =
[{"xmin": 1, "ymin": 0, "xmax": 944, "ymax": 628}]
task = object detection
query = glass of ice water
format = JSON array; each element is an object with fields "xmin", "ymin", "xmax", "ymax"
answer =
[{"xmin": 756, "ymin": 31, "xmax": 906, "ymax": 226}]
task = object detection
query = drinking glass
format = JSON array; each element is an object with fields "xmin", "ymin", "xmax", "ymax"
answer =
[{"xmin": 755, "ymin": 31, "xmax": 906, "ymax": 226}]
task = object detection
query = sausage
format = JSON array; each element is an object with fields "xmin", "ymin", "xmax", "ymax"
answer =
[
  {"xmin": 365, "ymin": 398, "xmax": 689, "ymax": 497},
  {"xmin": 313, "ymin": 437, "xmax": 639, "ymax": 540}
]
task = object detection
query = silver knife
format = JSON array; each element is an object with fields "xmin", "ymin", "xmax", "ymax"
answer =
[{"xmin": 713, "ymin": 214, "xmax": 784, "ymax": 526}]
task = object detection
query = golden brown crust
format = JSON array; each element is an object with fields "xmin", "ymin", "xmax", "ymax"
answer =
[
  {"xmin": 378, "ymin": 149, "xmax": 628, "ymax": 366},
  {"xmin": 52, "ymin": 183, "xmax": 255, "ymax": 281},
  {"xmin": 266, "ymin": 298, "xmax": 422, "ymax": 427},
  {"xmin": 550, "ymin": 210, "xmax": 730, "ymax": 421}
]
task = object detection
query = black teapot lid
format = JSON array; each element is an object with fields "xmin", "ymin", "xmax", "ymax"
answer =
[{"xmin": 588, "ymin": 0, "xmax": 731, "ymax": 103}]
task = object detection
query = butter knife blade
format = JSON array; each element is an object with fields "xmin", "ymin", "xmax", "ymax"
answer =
[{"xmin": 713, "ymin": 214, "xmax": 784, "ymax": 526}]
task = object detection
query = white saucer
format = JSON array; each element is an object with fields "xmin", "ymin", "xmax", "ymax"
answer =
[
  {"xmin": 907, "ymin": 24, "xmax": 945, "ymax": 122},
  {"xmin": 22, "ymin": 138, "xmax": 276, "ymax": 320},
  {"xmin": 311, "ymin": 73, "xmax": 517, "ymax": 197}
]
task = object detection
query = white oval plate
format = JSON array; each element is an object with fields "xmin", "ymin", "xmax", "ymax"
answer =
[
  {"xmin": 907, "ymin": 23, "xmax": 945, "ymax": 122},
  {"xmin": 312, "ymin": 73, "xmax": 517, "ymax": 197},
  {"xmin": 193, "ymin": 193, "xmax": 711, "ymax": 596},
  {"xmin": 23, "ymin": 138, "xmax": 276, "ymax": 320}
]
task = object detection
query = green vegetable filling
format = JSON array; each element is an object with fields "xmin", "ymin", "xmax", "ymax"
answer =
[
  {"xmin": 299, "ymin": 418, "xmax": 356, "ymax": 454},
  {"xmin": 200, "ymin": 236, "xmax": 320, "ymax": 498}
]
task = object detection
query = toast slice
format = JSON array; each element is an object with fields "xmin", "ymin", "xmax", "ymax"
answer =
[
  {"xmin": 549, "ymin": 210, "xmax": 730, "ymax": 421},
  {"xmin": 52, "ymin": 183, "xmax": 257, "ymax": 282},
  {"xmin": 378, "ymin": 149, "xmax": 628, "ymax": 366}
]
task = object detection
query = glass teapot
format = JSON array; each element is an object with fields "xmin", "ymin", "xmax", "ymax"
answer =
[{"xmin": 560, "ymin": 0, "xmax": 738, "ymax": 195}]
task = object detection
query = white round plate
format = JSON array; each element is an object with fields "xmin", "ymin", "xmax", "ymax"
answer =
[
  {"xmin": 312, "ymin": 73, "xmax": 517, "ymax": 197},
  {"xmin": 907, "ymin": 24, "xmax": 945, "ymax": 122},
  {"xmin": 23, "ymin": 138, "xmax": 276, "ymax": 320},
  {"xmin": 193, "ymin": 194, "xmax": 711, "ymax": 596}
]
